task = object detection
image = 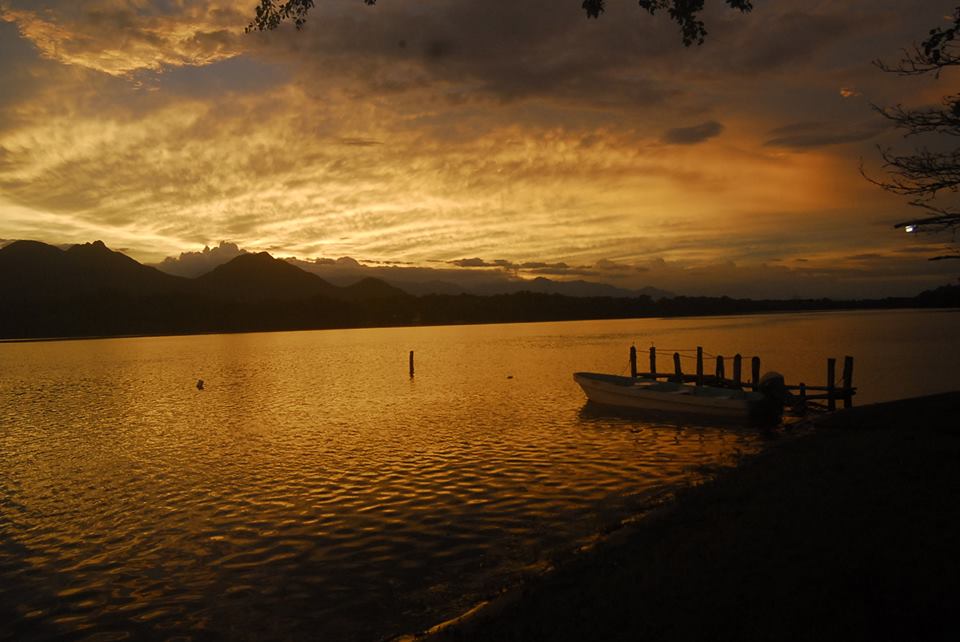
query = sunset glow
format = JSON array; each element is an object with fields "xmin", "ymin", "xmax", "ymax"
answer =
[{"xmin": 1, "ymin": 0, "xmax": 957, "ymax": 297}]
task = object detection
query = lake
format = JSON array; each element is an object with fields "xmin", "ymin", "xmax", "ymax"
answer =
[{"xmin": 1, "ymin": 308, "xmax": 958, "ymax": 641}]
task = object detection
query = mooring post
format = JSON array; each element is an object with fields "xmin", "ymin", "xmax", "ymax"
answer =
[
  {"xmin": 827, "ymin": 357, "xmax": 837, "ymax": 411},
  {"xmin": 842, "ymin": 356, "xmax": 854, "ymax": 408},
  {"xmin": 649, "ymin": 346, "xmax": 657, "ymax": 377},
  {"xmin": 409, "ymin": 350, "xmax": 415, "ymax": 378},
  {"xmin": 733, "ymin": 354, "xmax": 742, "ymax": 387},
  {"xmin": 799, "ymin": 382, "xmax": 807, "ymax": 413},
  {"xmin": 696, "ymin": 347, "xmax": 704, "ymax": 386},
  {"xmin": 629, "ymin": 346, "xmax": 638, "ymax": 378},
  {"xmin": 716, "ymin": 355, "xmax": 725, "ymax": 383},
  {"xmin": 751, "ymin": 356, "xmax": 761, "ymax": 391},
  {"xmin": 673, "ymin": 352, "xmax": 682, "ymax": 382}
]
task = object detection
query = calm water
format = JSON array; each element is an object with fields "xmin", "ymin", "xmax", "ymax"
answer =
[{"xmin": 1, "ymin": 309, "xmax": 957, "ymax": 641}]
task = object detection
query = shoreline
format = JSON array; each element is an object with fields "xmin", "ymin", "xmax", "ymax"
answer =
[
  {"xmin": 1, "ymin": 305, "xmax": 956, "ymax": 345},
  {"xmin": 408, "ymin": 391, "xmax": 960, "ymax": 642}
]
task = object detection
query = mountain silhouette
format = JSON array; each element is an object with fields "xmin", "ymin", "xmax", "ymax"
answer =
[
  {"xmin": 0, "ymin": 239, "xmax": 955, "ymax": 341},
  {"xmin": 0, "ymin": 240, "xmax": 187, "ymax": 299},
  {"xmin": 338, "ymin": 277, "xmax": 408, "ymax": 300},
  {"xmin": 193, "ymin": 251, "xmax": 343, "ymax": 302}
]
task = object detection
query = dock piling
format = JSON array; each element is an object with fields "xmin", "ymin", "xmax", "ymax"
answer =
[
  {"xmin": 673, "ymin": 352, "xmax": 682, "ymax": 382},
  {"xmin": 842, "ymin": 356, "xmax": 854, "ymax": 408},
  {"xmin": 629, "ymin": 346, "xmax": 638, "ymax": 378},
  {"xmin": 751, "ymin": 356, "xmax": 761, "ymax": 390},
  {"xmin": 827, "ymin": 358, "xmax": 836, "ymax": 411},
  {"xmin": 409, "ymin": 350, "xmax": 415, "ymax": 378},
  {"xmin": 715, "ymin": 355, "xmax": 725, "ymax": 382},
  {"xmin": 696, "ymin": 347, "xmax": 704, "ymax": 387},
  {"xmin": 733, "ymin": 354, "xmax": 742, "ymax": 387},
  {"xmin": 649, "ymin": 346, "xmax": 657, "ymax": 377}
]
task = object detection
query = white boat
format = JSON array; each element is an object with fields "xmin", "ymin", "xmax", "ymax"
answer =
[{"xmin": 573, "ymin": 372, "xmax": 783, "ymax": 422}]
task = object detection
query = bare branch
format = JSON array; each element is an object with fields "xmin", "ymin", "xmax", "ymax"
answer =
[{"xmin": 873, "ymin": 7, "xmax": 960, "ymax": 77}]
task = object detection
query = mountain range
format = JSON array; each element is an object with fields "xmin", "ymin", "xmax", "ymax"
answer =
[
  {"xmin": 0, "ymin": 240, "xmax": 407, "ymax": 303},
  {"xmin": 1, "ymin": 240, "xmax": 957, "ymax": 341}
]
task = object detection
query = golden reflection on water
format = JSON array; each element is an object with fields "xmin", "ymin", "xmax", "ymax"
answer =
[{"xmin": 1, "ymin": 309, "xmax": 958, "ymax": 640}]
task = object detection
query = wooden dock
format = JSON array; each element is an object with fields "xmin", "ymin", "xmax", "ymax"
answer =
[{"xmin": 629, "ymin": 346, "xmax": 856, "ymax": 411}]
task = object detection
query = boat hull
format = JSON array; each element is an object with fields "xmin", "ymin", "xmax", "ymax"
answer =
[{"xmin": 573, "ymin": 372, "xmax": 780, "ymax": 422}]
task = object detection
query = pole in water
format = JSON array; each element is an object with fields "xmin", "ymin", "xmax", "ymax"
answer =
[
  {"xmin": 196, "ymin": 379, "xmax": 204, "ymax": 391},
  {"xmin": 409, "ymin": 350, "xmax": 415, "ymax": 378},
  {"xmin": 695, "ymin": 347, "xmax": 703, "ymax": 387},
  {"xmin": 649, "ymin": 346, "xmax": 657, "ymax": 377},
  {"xmin": 629, "ymin": 346, "xmax": 638, "ymax": 378},
  {"xmin": 751, "ymin": 356, "xmax": 761, "ymax": 391},
  {"xmin": 733, "ymin": 354, "xmax": 742, "ymax": 387},
  {"xmin": 842, "ymin": 355, "xmax": 854, "ymax": 408},
  {"xmin": 827, "ymin": 358, "xmax": 837, "ymax": 412},
  {"xmin": 673, "ymin": 352, "xmax": 682, "ymax": 382}
]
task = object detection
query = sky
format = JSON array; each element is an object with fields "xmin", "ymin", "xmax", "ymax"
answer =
[{"xmin": 0, "ymin": 0, "xmax": 958, "ymax": 298}]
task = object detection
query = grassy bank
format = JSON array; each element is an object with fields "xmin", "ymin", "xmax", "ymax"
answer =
[{"xmin": 425, "ymin": 392, "xmax": 960, "ymax": 642}]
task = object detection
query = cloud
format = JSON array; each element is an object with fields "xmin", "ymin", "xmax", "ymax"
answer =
[
  {"xmin": 520, "ymin": 261, "xmax": 570, "ymax": 270},
  {"xmin": 594, "ymin": 258, "xmax": 633, "ymax": 271},
  {"xmin": 154, "ymin": 241, "xmax": 246, "ymax": 277},
  {"xmin": 450, "ymin": 257, "xmax": 494, "ymax": 268},
  {"xmin": 0, "ymin": 1, "xmax": 248, "ymax": 76},
  {"xmin": 662, "ymin": 121, "xmax": 724, "ymax": 145},
  {"xmin": 764, "ymin": 121, "xmax": 886, "ymax": 149}
]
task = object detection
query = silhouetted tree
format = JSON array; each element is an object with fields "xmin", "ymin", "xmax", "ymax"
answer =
[
  {"xmin": 247, "ymin": 0, "xmax": 754, "ymax": 46},
  {"xmin": 871, "ymin": 7, "xmax": 960, "ymax": 260}
]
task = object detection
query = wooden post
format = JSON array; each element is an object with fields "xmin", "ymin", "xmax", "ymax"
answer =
[
  {"xmin": 649, "ymin": 346, "xmax": 657, "ymax": 377},
  {"xmin": 826, "ymin": 358, "xmax": 836, "ymax": 412},
  {"xmin": 673, "ymin": 352, "xmax": 682, "ymax": 382},
  {"xmin": 751, "ymin": 356, "xmax": 761, "ymax": 391},
  {"xmin": 733, "ymin": 354, "xmax": 742, "ymax": 387},
  {"xmin": 799, "ymin": 382, "xmax": 807, "ymax": 414},
  {"xmin": 696, "ymin": 346, "xmax": 704, "ymax": 387},
  {"xmin": 716, "ymin": 355, "xmax": 725, "ymax": 383},
  {"xmin": 409, "ymin": 350, "xmax": 415, "ymax": 378},
  {"xmin": 842, "ymin": 356, "xmax": 854, "ymax": 408},
  {"xmin": 629, "ymin": 346, "xmax": 638, "ymax": 378}
]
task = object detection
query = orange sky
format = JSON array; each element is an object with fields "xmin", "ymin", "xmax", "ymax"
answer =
[{"xmin": 0, "ymin": 0, "xmax": 957, "ymax": 297}]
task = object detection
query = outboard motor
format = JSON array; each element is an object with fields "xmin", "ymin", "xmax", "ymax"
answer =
[
  {"xmin": 756, "ymin": 371, "xmax": 792, "ymax": 421},
  {"xmin": 758, "ymin": 371, "xmax": 794, "ymax": 406}
]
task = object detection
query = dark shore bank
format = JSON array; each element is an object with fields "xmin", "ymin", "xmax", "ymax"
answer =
[{"xmin": 423, "ymin": 392, "xmax": 960, "ymax": 642}]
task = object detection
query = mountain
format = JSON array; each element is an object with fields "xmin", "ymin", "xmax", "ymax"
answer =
[
  {"xmin": 193, "ymin": 252, "xmax": 342, "ymax": 302},
  {"xmin": 338, "ymin": 277, "xmax": 408, "ymax": 300},
  {"xmin": 465, "ymin": 276, "xmax": 674, "ymax": 299},
  {"xmin": 0, "ymin": 240, "xmax": 187, "ymax": 299}
]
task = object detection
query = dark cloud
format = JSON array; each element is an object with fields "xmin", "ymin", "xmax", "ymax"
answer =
[
  {"xmin": 731, "ymin": 10, "xmax": 862, "ymax": 73},
  {"xmin": 594, "ymin": 258, "xmax": 633, "ymax": 271},
  {"xmin": 662, "ymin": 120, "xmax": 724, "ymax": 145},
  {"xmin": 764, "ymin": 121, "xmax": 886, "ymax": 148},
  {"xmin": 151, "ymin": 55, "xmax": 288, "ymax": 97},
  {"xmin": 450, "ymin": 257, "xmax": 492, "ymax": 267},
  {"xmin": 339, "ymin": 138, "xmax": 383, "ymax": 146}
]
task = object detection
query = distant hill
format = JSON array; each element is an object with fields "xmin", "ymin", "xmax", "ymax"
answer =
[
  {"xmin": 490, "ymin": 276, "xmax": 673, "ymax": 300},
  {"xmin": 0, "ymin": 240, "xmax": 188, "ymax": 299},
  {"xmin": 194, "ymin": 252, "xmax": 342, "ymax": 302},
  {"xmin": 338, "ymin": 277, "xmax": 409, "ymax": 301}
]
